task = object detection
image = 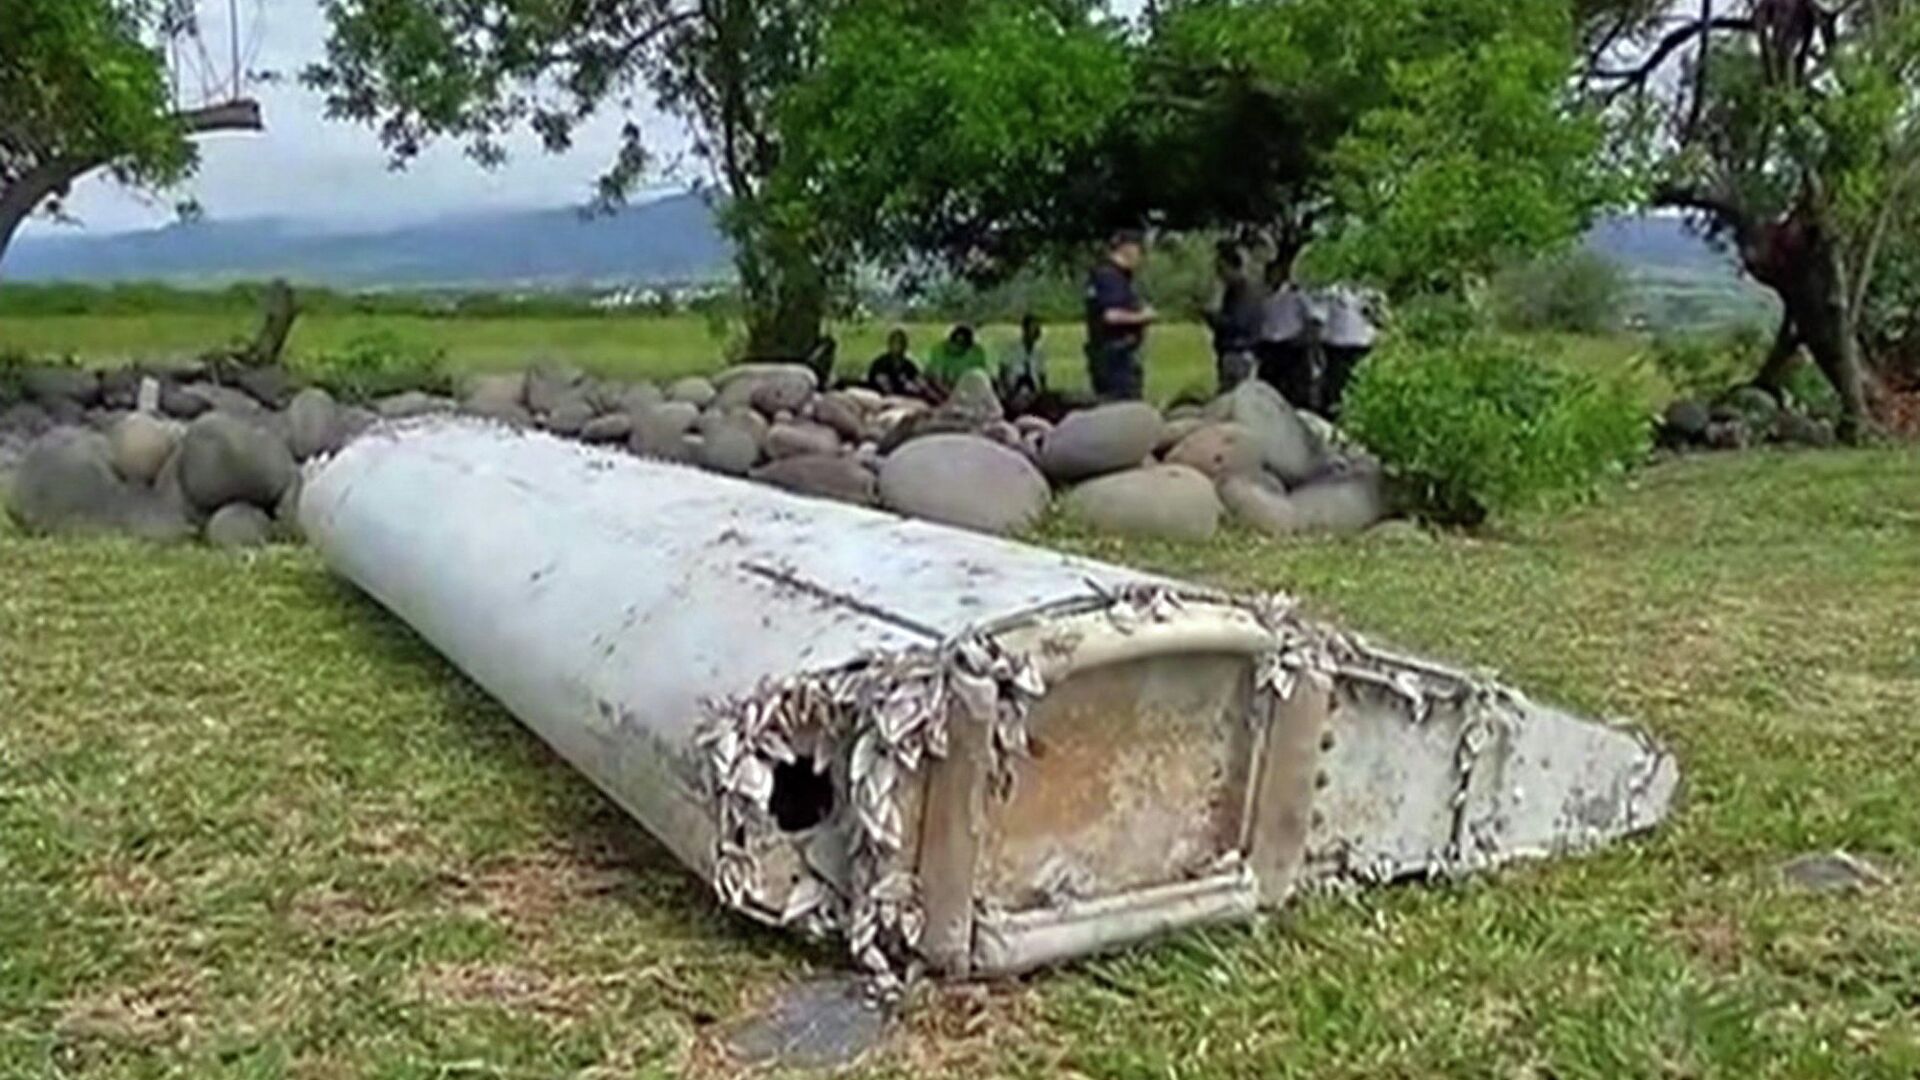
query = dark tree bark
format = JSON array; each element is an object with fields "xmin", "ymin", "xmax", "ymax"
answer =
[
  {"xmin": 1754, "ymin": 313, "xmax": 1801, "ymax": 394},
  {"xmin": 1658, "ymin": 185, "xmax": 1872, "ymax": 440},
  {"xmin": 0, "ymin": 100, "xmax": 263, "ymax": 275},
  {"xmin": 242, "ymin": 279, "xmax": 298, "ymax": 367}
]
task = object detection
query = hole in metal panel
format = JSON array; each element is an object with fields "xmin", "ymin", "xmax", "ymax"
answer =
[{"xmin": 771, "ymin": 756, "xmax": 837, "ymax": 833}]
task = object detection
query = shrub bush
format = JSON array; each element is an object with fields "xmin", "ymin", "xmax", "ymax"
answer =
[
  {"xmin": 1648, "ymin": 326, "xmax": 1765, "ymax": 401},
  {"xmin": 296, "ymin": 331, "xmax": 450, "ymax": 403},
  {"xmin": 1344, "ymin": 338, "xmax": 1651, "ymax": 524},
  {"xmin": 1491, "ymin": 250, "xmax": 1628, "ymax": 335}
]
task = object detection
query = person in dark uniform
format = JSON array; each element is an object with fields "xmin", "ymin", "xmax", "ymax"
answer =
[
  {"xmin": 1205, "ymin": 241, "xmax": 1262, "ymax": 394},
  {"xmin": 866, "ymin": 328, "xmax": 925, "ymax": 398},
  {"xmin": 1083, "ymin": 230, "xmax": 1157, "ymax": 401}
]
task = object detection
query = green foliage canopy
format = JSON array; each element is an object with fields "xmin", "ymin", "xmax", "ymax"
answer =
[{"xmin": 778, "ymin": 0, "xmax": 1614, "ymax": 299}]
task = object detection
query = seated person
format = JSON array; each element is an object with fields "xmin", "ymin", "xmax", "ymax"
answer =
[
  {"xmin": 999, "ymin": 314, "xmax": 1049, "ymax": 408},
  {"xmin": 925, "ymin": 324, "xmax": 992, "ymax": 392},
  {"xmin": 866, "ymin": 328, "xmax": 925, "ymax": 398}
]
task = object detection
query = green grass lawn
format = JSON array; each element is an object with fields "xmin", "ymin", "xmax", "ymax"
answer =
[
  {"xmin": 0, "ymin": 311, "xmax": 1650, "ymax": 405},
  {"xmin": 4, "ymin": 447, "xmax": 1917, "ymax": 1078}
]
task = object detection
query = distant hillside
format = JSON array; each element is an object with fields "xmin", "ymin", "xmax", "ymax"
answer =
[
  {"xmin": 4, "ymin": 192, "xmax": 732, "ymax": 288},
  {"xmin": 1583, "ymin": 214, "xmax": 1736, "ymax": 273},
  {"xmin": 1583, "ymin": 215, "xmax": 1776, "ymax": 331}
]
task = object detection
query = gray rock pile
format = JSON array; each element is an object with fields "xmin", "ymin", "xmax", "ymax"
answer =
[
  {"xmin": 1659, "ymin": 387, "xmax": 1839, "ymax": 452},
  {"xmin": 4, "ymin": 357, "xmax": 1396, "ymax": 548}
]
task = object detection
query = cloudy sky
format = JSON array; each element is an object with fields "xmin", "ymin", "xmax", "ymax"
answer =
[
  {"xmin": 26, "ymin": 0, "xmax": 692, "ymax": 237},
  {"xmin": 33, "ymin": 0, "xmax": 1148, "ymax": 239}
]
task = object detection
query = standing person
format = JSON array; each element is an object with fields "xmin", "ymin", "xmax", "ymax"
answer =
[
  {"xmin": 1317, "ymin": 285, "xmax": 1379, "ymax": 419},
  {"xmin": 925, "ymin": 324, "xmax": 992, "ymax": 392},
  {"xmin": 1205, "ymin": 242, "xmax": 1262, "ymax": 394},
  {"xmin": 1084, "ymin": 230, "xmax": 1156, "ymax": 401},
  {"xmin": 1000, "ymin": 314, "xmax": 1049, "ymax": 409},
  {"xmin": 1255, "ymin": 257, "xmax": 1314, "ymax": 408},
  {"xmin": 867, "ymin": 328, "xmax": 925, "ymax": 398}
]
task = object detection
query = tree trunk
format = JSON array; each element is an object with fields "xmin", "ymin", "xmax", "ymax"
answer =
[
  {"xmin": 1739, "ymin": 209, "xmax": 1871, "ymax": 440},
  {"xmin": 731, "ymin": 210, "xmax": 829, "ymax": 362},
  {"xmin": 1753, "ymin": 314, "xmax": 1801, "ymax": 394},
  {"xmin": 0, "ymin": 100, "xmax": 263, "ymax": 276}
]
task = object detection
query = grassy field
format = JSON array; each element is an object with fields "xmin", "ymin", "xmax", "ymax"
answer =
[
  {"xmin": 0, "ymin": 311, "xmax": 1652, "ymax": 405},
  {"xmin": 4, "ymin": 447, "xmax": 1918, "ymax": 1077}
]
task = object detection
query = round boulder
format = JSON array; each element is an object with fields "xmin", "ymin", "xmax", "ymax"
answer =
[
  {"xmin": 943, "ymin": 370, "xmax": 1004, "ymax": 425},
  {"xmin": 696, "ymin": 414, "xmax": 763, "ymax": 476},
  {"xmin": 286, "ymin": 387, "xmax": 344, "ymax": 462},
  {"xmin": 812, "ymin": 392, "xmax": 868, "ymax": 442},
  {"xmin": 1156, "ymin": 417, "xmax": 1205, "ymax": 454},
  {"xmin": 1165, "ymin": 423, "xmax": 1263, "ymax": 481},
  {"xmin": 177, "ymin": 413, "xmax": 298, "ymax": 513},
  {"xmin": 8, "ymin": 429, "xmax": 129, "ymax": 535},
  {"xmin": 766, "ymin": 421, "xmax": 842, "ymax": 460},
  {"xmin": 1, "ymin": 402, "xmax": 55, "ymax": 441},
  {"xmin": 630, "ymin": 402, "xmax": 701, "ymax": 462},
  {"xmin": 109, "ymin": 412, "xmax": 181, "ymax": 484},
  {"xmin": 375, "ymin": 391, "xmax": 456, "ymax": 420},
  {"xmin": 1661, "ymin": 399, "xmax": 1711, "ymax": 447},
  {"xmin": 543, "ymin": 393, "xmax": 596, "ymax": 437},
  {"xmin": 462, "ymin": 372, "xmax": 527, "ymax": 413},
  {"xmin": 580, "ymin": 413, "xmax": 635, "ymax": 444},
  {"xmin": 1205, "ymin": 380, "xmax": 1325, "ymax": 485},
  {"xmin": 22, "ymin": 366, "xmax": 101, "ymax": 408},
  {"xmin": 1040, "ymin": 402, "xmax": 1165, "ymax": 484},
  {"xmin": 1063, "ymin": 464, "xmax": 1221, "ymax": 542},
  {"xmin": 668, "ymin": 376, "xmax": 718, "ymax": 408},
  {"xmin": 206, "ymin": 503, "xmax": 274, "ymax": 549},
  {"xmin": 880, "ymin": 434, "xmax": 1050, "ymax": 535},
  {"xmin": 526, "ymin": 363, "xmax": 588, "ymax": 416},
  {"xmin": 234, "ymin": 365, "xmax": 298, "ymax": 410},
  {"xmin": 1290, "ymin": 470, "xmax": 1390, "ymax": 534},
  {"xmin": 617, "ymin": 381, "xmax": 666, "ymax": 415},
  {"xmin": 159, "ymin": 382, "xmax": 213, "ymax": 420},
  {"xmin": 1219, "ymin": 473, "xmax": 1301, "ymax": 538},
  {"xmin": 752, "ymin": 454, "xmax": 880, "ymax": 507},
  {"xmin": 714, "ymin": 363, "xmax": 817, "ymax": 413}
]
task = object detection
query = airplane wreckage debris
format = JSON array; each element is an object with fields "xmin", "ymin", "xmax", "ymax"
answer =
[{"xmin": 302, "ymin": 419, "xmax": 1679, "ymax": 987}]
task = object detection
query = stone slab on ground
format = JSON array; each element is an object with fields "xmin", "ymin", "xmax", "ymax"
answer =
[{"xmin": 722, "ymin": 978, "xmax": 894, "ymax": 1071}]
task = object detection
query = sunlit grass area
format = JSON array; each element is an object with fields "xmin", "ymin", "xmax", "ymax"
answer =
[{"xmin": 4, "ymin": 447, "xmax": 1917, "ymax": 1077}]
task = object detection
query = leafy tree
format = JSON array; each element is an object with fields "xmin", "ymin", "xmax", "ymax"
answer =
[
  {"xmin": 1584, "ymin": 0, "xmax": 1920, "ymax": 437},
  {"xmin": 308, "ymin": 0, "xmax": 859, "ymax": 356},
  {"xmin": 0, "ymin": 0, "xmax": 262, "ymax": 273},
  {"xmin": 777, "ymin": 0, "xmax": 1611, "ymax": 298}
]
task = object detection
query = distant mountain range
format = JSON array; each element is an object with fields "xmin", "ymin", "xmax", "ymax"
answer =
[
  {"xmin": 5, "ymin": 197, "xmax": 1742, "ymax": 292},
  {"xmin": 4, "ymin": 192, "xmax": 733, "ymax": 289}
]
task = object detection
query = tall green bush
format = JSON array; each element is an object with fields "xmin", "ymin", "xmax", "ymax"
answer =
[{"xmin": 1344, "ymin": 338, "xmax": 1650, "ymax": 524}]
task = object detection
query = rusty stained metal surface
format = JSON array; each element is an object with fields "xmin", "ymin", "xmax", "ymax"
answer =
[{"xmin": 300, "ymin": 419, "xmax": 1681, "ymax": 988}]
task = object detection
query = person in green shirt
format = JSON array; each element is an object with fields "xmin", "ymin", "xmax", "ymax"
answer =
[{"xmin": 925, "ymin": 324, "xmax": 992, "ymax": 392}]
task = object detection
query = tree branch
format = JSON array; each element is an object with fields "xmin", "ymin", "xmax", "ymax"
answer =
[
  {"xmin": 1592, "ymin": 16, "xmax": 1755, "ymax": 96},
  {"xmin": 0, "ymin": 99, "xmax": 263, "ymax": 274}
]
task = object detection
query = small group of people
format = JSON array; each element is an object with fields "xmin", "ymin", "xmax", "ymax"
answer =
[
  {"xmin": 855, "ymin": 230, "xmax": 1376, "ymax": 418},
  {"xmin": 864, "ymin": 314, "xmax": 1051, "ymax": 409},
  {"xmin": 1080, "ymin": 230, "xmax": 1378, "ymax": 418}
]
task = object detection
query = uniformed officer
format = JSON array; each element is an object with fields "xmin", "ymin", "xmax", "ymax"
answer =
[{"xmin": 1083, "ymin": 230, "xmax": 1157, "ymax": 401}]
